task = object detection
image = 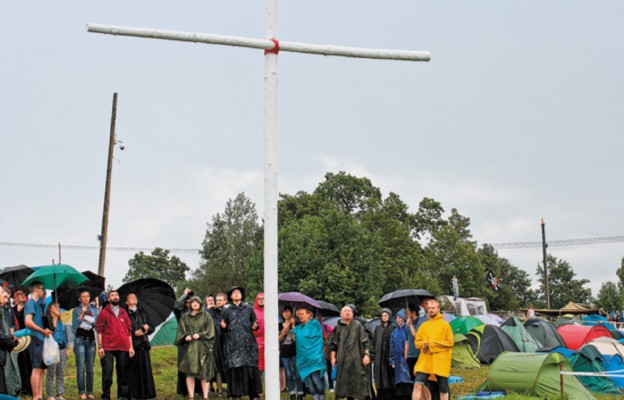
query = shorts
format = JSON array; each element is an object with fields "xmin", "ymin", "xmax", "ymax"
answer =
[
  {"xmin": 414, "ymin": 372, "xmax": 448, "ymax": 393},
  {"xmin": 29, "ymin": 336, "xmax": 47, "ymax": 370}
]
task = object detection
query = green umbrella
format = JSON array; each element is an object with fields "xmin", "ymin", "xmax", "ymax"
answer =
[{"xmin": 22, "ymin": 264, "xmax": 88, "ymax": 291}]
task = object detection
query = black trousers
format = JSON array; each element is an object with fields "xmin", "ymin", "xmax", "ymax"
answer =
[{"xmin": 100, "ymin": 350, "xmax": 129, "ymax": 399}]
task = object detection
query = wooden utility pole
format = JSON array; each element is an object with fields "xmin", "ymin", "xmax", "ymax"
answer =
[
  {"xmin": 541, "ymin": 218, "xmax": 550, "ymax": 309},
  {"xmin": 98, "ymin": 93, "xmax": 118, "ymax": 278}
]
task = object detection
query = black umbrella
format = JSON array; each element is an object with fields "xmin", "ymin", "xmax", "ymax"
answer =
[
  {"xmin": 0, "ymin": 265, "xmax": 34, "ymax": 292},
  {"xmin": 117, "ymin": 278, "xmax": 175, "ymax": 327},
  {"xmin": 55, "ymin": 270, "xmax": 106, "ymax": 310},
  {"xmin": 317, "ymin": 300, "xmax": 340, "ymax": 317},
  {"xmin": 378, "ymin": 288, "xmax": 435, "ymax": 310}
]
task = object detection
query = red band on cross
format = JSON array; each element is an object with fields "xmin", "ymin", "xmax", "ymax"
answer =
[{"xmin": 265, "ymin": 38, "xmax": 280, "ymax": 55}]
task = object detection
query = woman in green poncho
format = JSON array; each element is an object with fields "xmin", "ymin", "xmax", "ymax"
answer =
[{"xmin": 175, "ymin": 296, "xmax": 216, "ymax": 400}]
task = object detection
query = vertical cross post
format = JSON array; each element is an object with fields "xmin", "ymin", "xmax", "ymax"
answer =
[{"xmin": 263, "ymin": 1, "xmax": 280, "ymax": 399}]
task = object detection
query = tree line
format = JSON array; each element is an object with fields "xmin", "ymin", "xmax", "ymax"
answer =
[{"xmin": 123, "ymin": 171, "xmax": 622, "ymax": 316}]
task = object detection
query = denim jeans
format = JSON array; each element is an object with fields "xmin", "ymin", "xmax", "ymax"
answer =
[
  {"xmin": 304, "ymin": 370, "xmax": 326, "ymax": 399},
  {"xmin": 74, "ymin": 337, "xmax": 96, "ymax": 395},
  {"xmin": 280, "ymin": 356, "xmax": 303, "ymax": 394}
]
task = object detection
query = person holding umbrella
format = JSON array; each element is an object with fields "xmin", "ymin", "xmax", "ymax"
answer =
[
  {"xmin": 125, "ymin": 293, "xmax": 156, "ymax": 400},
  {"xmin": 25, "ymin": 281, "xmax": 53, "ymax": 400},
  {"xmin": 72, "ymin": 289, "xmax": 99, "ymax": 400}
]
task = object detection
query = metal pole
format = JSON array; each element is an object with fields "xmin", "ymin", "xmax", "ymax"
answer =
[
  {"xmin": 98, "ymin": 93, "xmax": 118, "ymax": 278},
  {"xmin": 263, "ymin": 1, "xmax": 279, "ymax": 399},
  {"xmin": 58, "ymin": 242, "xmax": 61, "ymax": 264},
  {"xmin": 86, "ymin": 24, "xmax": 431, "ymax": 62},
  {"xmin": 541, "ymin": 218, "xmax": 550, "ymax": 309}
]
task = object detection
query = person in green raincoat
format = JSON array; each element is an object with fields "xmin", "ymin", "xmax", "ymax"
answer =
[{"xmin": 175, "ymin": 296, "xmax": 216, "ymax": 400}]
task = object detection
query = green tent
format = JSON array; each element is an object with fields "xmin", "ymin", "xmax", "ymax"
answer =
[
  {"xmin": 480, "ymin": 351, "xmax": 595, "ymax": 400},
  {"xmin": 501, "ymin": 316, "xmax": 543, "ymax": 352},
  {"xmin": 150, "ymin": 317, "xmax": 178, "ymax": 346},
  {"xmin": 569, "ymin": 344, "xmax": 620, "ymax": 394},
  {"xmin": 452, "ymin": 333, "xmax": 481, "ymax": 368},
  {"xmin": 450, "ymin": 316, "xmax": 484, "ymax": 335},
  {"xmin": 524, "ymin": 318, "xmax": 566, "ymax": 349}
]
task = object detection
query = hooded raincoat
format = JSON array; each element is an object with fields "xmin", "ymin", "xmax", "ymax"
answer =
[
  {"xmin": 175, "ymin": 303, "xmax": 216, "ymax": 381},
  {"xmin": 220, "ymin": 301, "xmax": 258, "ymax": 369},
  {"xmin": 373, "ymin": 310, "xmax": 396, "ymax": 398},
  {"xmin": 253, "ymin": 293, "xmax": 265, "ymax": 371},
  {"xmin": 293, "ymin": 318, "xmax": 326, "ymax": 381},
  {"xmin": 414, "ymin": 312, "xmax": 454, "ymax": 377},
  {"xmin": 325, "ymin": 318, "xmax": 370, "ymax": 399}
]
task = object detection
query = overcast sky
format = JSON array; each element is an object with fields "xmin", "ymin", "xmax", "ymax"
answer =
[{"xmin": 1, "ymin": 2, "xmax": 622, "ymax": 296}]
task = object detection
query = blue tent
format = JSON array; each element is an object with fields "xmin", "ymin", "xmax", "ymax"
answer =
[
  {"xmin": 583, "ymin": 314, "xmax": 609, "ymax": 326},
  {"xmin": 602, "ymin": 354, "xmax": 624, "ymax": 388}
]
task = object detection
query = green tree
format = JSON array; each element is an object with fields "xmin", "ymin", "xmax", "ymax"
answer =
[
  {"xmin": 616, "ymin": 257, "xmax": 624, "ymax": 293},
  {"xmin": 314, "ymin": 171, "xmax": 381, "ymax": 217},
  {"xmin": 190, "ymin": 193, "xmax": 261, "ymax": 297},
  {"xmin": 536, "ymin": 255, "xmax": 592, "ymax": 309},
  {"xmin": 478, "ymin": 244, "xmax": 536, "ymax": 310},
  {"xmin": 123, "ymin": 247, "xmax": 189, "ymax": 290},
  {"xmin": 425, "ymin": 208, "xmax": 486, "ymax": 301},
  {"xmin": 595, "ymin": 281, "xmax": 622, "ymax": 311}
]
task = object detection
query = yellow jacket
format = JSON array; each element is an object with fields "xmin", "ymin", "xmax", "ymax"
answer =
[{"xmin": 414, "ymin": 313, "xmax": 454, "ymax": 377}]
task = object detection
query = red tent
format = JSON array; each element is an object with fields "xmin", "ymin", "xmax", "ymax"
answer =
[{"xmin": 557, "ymin": 324, "xmax": 612, "ymax": 350}]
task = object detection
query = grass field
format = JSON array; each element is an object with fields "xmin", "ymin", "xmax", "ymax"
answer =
[{"xmin": 27, "ymin": 345, "xmax": 619, "ymax": 399}]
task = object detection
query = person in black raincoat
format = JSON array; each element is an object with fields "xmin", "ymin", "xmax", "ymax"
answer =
[
  {"xmin": 125, "ymin": 293, "xmax": 156, "ymax": 400},
  {"xmin": 0, "ymin": 286, "xmax": 18, "ymax": 394},
  {"xmin": 372, "ymin": 308, "xmax": 395, "ymax": 400},
  {"xmin": 326, "ymin": 305, "xmax": 371, "ymax": 400},
  {"xmin": 219, "ymin": 286, "xmax": 261, "ymax": 400}
]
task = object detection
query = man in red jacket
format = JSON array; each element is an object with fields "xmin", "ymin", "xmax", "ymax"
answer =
[{"xmin": 95, "ymin": 290, "xmax": 134, "ymax": 400}]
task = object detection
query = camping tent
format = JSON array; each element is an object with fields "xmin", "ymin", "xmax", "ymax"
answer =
[
  {"xmin": 556, "ymin": 314, "xmax": 583, "ymax": 327},
  {"xmin": 149, "ymin": 316, "xmax": 178, "ymax": 346},
  {"xmin": 586, "ymin": 337, "xmax": 624, "ymax": 358},
  {"xmin": 569, "ymin": 344, "xmax": 620, "ymax": 394},
  {"xmin": 583, "ymin": 314, "xmax": 615, "ymax": 328},
  {"xmin": 501, "ymin": 316, "xmax": 543, "ymax": 352},
  {"xmin": 602, "ymin": 354, "xmax": 624, "ymax": 388},
  {"xmin": 452, "ymin": 333, "xmax": 481, "ymax": 369},
  {"xmin": 466, "ymin": 324, "xmax": 519, "ymax": 364},
  {"xmin": 524, "ymin": 318, "xmax": 566, "ymax": 349},
  {"xmin": 474, "ymin": 314, "xmax": 501, "ymax": 326},
  {"xmin": 558, "ymin": 325, "xmax": 612, "ymax": 351},
  {"xmin": 479, "ymin": 351, "xmax": 595, "ymax": 400},
  {"xmin": 450, "ymin": 316, "xmax": 484, "ymax": 335}
]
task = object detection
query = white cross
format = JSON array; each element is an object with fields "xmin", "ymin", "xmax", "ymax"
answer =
[{"xmin": 88, "ymin": 3, "xmax": 429, "ymax": 399}]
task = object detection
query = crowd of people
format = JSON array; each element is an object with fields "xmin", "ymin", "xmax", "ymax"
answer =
[{"xmin": 0, "ymin": 282, "xmax": 456, "ymax": 400}]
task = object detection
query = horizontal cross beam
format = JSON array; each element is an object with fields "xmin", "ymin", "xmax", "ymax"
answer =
[{"xmin": 87, "ymin": 23, "xmax": 431, "ymax": 62}]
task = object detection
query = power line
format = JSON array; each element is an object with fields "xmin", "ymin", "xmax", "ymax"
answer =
[
  {"xmin": 2, "ymin": 235, "xmax": 623, "ymax": 253},
  {"xmin": 0, "ymin": 242, "xmax": 200, "ymax": 254},
  {"xmin": 492, "ymin": 235, "xmax": 624, "ymax": 249}
]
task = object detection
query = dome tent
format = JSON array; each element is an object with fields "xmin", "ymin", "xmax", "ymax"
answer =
[
  {"xmin": 524, "ymin": 318, "xmax": 566, "ymax": 350},
  {"xmin": 479, "ymin": 351, "xmax": 594, "ymax": 400},
  {"xmin": 466, "ymin": 324, "xmax": 519, "ymax": 364},
  {"xmin": 500, "ymin": 316, "xmax": 543, "ymax": 352}
]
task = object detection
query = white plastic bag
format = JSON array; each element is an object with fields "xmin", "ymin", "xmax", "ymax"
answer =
[{"xmin": 43, "ymin": 335, "xmax": 60, "ymax": 366}]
